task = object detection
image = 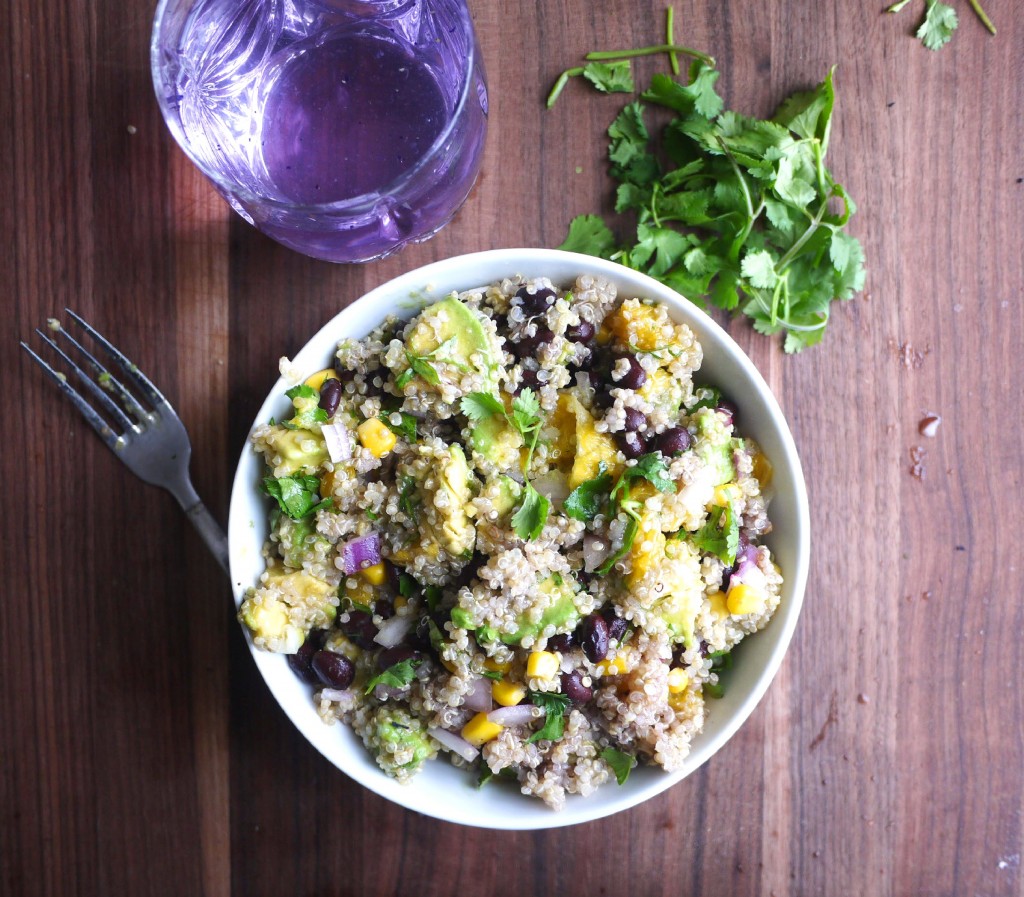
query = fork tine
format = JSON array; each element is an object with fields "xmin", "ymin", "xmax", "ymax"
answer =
[
  {"xmin": 20, "ymin": 342, "xmax": 123, "ymax": 451},
  {"xmin": 65, "ymin": 309, "xmax": 172, "ymax": 411},
  {"xmin": 34, "ymin": 329, "xmax": 139, "ymax": 434},
  {"xmin": 49, "ymin": 325, "xmax": 150, "ymax": 424}
]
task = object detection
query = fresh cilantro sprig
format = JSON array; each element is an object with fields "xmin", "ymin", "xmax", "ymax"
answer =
[
  {"xmin": 563, "ymin": 462, "xmax": 613, "ymax": 521},
  {"xmin": 283, "ymin": 384, "xmax": 328, "ymax": 431},
  {"xmin": 553, "ymin": 43, "xmax": 866, "ymax": 352},
  {"xmin": 394, "ymin": 336, "xmax": 460, "ymax": 390},
  {"xmin": 596, "ymin": 453, "xmax": 677, "ymax": 575},
  {"xmin": 600, "ymin": 747, "xmax": 637, "ymax": 785},
  {"xmin": 261, "ymin": 474, "xmax": 333, "ymax": 520},
  {"xmin": 887, "ymin": 0, "xmax": 995, "ymax": 47},
  {"xmin": 461, "ymin": 389, "xmax": 550, "ymax": 540},
  {"xmin": 527, "ymin": 691, "xmax": 571, "ymax": 743},
  {"xmin": 690, "ymin": 504, "xmax": 740, "ymax": 565},
  {"xmin": 364, "ymin": 657, "xmax": 422, "ymax": 694}
]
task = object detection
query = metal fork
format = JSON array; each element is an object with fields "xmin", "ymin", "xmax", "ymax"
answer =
[{"xmin": 20, "ymin": 310, "xmax": 229, "ymax": 572}]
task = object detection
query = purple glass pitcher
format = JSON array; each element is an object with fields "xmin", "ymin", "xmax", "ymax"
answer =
[{"xmin": 152, "ymin": 0, "xmax": 488, "ymax": 262}]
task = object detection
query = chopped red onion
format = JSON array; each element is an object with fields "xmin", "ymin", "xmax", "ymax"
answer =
[
  {"xmin": 487, "ymin": 705, "xmax": 537, "ymax": 727},
  {"xmin": 574, "ymin": 371, "xmax": 592, "ymax": 393},
  {"xmin": 373, "ymin": 615, "xmax": 412, "ymax": 649},
  {"xmin": 340, "ymin": 532, "xmax": 381, "ymax": 575},
  {"xmin": 533, "ymin": 471, "xmax": 569, "ymax": 504},
  {"xmin": 319, "ymin": 688, "xmax": 349, "ymax": 702},
  {"xmin": 428, "ymin": 726, "xmax": 479, "ymax": 763},
  {"xmin": 583, "ymin": 533, "xmax": 609, "ymax": 573},
  {"xmin": 462, "ymin": 676, "xmax": 493, "ymax": 713},
  {"xmin": 321, "ymin": 423, "xmax": 352, "ymax": 464}
]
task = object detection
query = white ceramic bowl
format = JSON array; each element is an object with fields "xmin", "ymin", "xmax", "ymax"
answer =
[{"xmin": 228, "ymin": 248, "xmax": 810, "ymax": 830}]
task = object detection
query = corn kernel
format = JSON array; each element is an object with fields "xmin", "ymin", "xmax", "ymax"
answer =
[
  {"xmin": 356, "ymin": 418, "xmax": 397, "ymax": 457},
  {"xmin": 492, "ymin": 680, "xmax": 527, "ymax": 707},
  {"xmin": 595, "ymin": 320, "xmax": 613, "ymax": 345},
  {"xmin": 304, "ymin": 368, "xmax": 340, "ymax": 391},
  {"xmin": 319, "ymin": 469, "xmax": 336, "ymax": 498},
  {"xmin": 360, "ymin": 562, "xmax": 387, "ymax": 586},
  {"xmin": 440, "ymin": 656, "xmax": 458, "ymax": 674},
  {"xmin": 596, "ymin": 653, "xmax": 632, "ymax": 677},
  {"xmin": 393, "ymin": 596, "xmax": 408, "ymax": 611},
  {"xmin": 461, "ymin": 713, "xmax": 503, "ymax": 747},
  {"xmin": 526, "ymin": 650, "xmax": 559, "ymax": 680},
  {"xmin": 484, "ymin": 657, "xmax": 511, "ymax": 674},
  {"xmin": 668, "ymin": 667, "xmax": 689, "ymax": 694},
  {"xmin": 708, "ymin": 590, "xmax": 729, "ymax": 620},
  {"xmin": 669, "ymin": 690, "xmax": 689, "ymax": 712},
  {"xmin": 727, "ymin": 583, "xmax": 765, "ymax": 616},
  {"xmin": 751, "ymin": 452, "xmax": 773, "ymax": 488},
  {"xmin": 712, "ymin": 483, "xmax": 738, "ymax": 507}
]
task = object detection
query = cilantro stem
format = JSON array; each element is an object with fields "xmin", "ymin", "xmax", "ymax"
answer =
[
  {"xmin": 546, "ymin": 66, "xmax": 585, "ymax": 108},
  {"xmin": 776, "ymin": 195, "xmax": 830, "ymax": 271},
  {"xmin": 585, "ymin": 44, "xmax": 714, "ymax": 67},
  {"xmin": 665, "ymin": 8, "xmax": 680, "ymax": 75},
  {"xmin": 967, "ymin": 0, "xmax": 996, "ymax": 34}
]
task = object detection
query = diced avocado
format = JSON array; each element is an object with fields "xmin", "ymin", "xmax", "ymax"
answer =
[
  {"xmin": 276, "ymin": 515, "xmax": 331, "ymax": 570},
  {"xmin": 403, "ymin": 296, "xmax": 496, "ymax": 387},
  {"xmin": 434, "ymin": 444, "xmax": 476, "ymax": 556},
  {"xmin": 490, "ymin": 475, "xmax": 523, "ymax": 516},
  {"xmin": 698, "ymin": 440, "xmax": 739, "ymax": 487},
  {"xmin": 238, "ymin": 570, "xmax": 337, "ymax": 652},
  {"xmin": 657, "ymin": 587, "xmax": 699, "ymax": 646},
  {"xmin": 270, "ymin": 428, "xmax": 328, "ymax": 475},
  {"xmin": 364, "ymin": 706, "xmax": 437, "ymax": 781},
  {"xmin": 503, "ymin": 574, "xmax": 581, "ymax": 645},
  {"xmin": 471, "ymin": 413, "xmax": 523, "ymax": 468}
]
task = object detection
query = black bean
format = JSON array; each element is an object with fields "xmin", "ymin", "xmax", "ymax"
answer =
[
  {"xmin": 317, "ymin": 378, "xmax": 343, "ymax": 416},
  {"xmin": 374, "ymin": 598, "xmax": 394, "ymax": 620},
  {"xmin": 561, "ymin": 670, "xmax": 593, "ymax": 705},
  {"xmin": 377, "ymin": 645, "xmax": 418, "ymax": 670},
  {"xmin": 547, "ymin": 632, "xmax": 575, "ymax": 653},
  {"xmin": 515, "ymin": 285, "xmax": 557, "ymax": 316},
  {"xmin": 311, "ymin": 651, "xmax": 355, "ymax": 689},
  {"xmin": 332, "ymin": 366, "xmax": 357, "ymax": 383},
  {"xmin": 579, "ymin": 613, "xmax": 609, "ymax": 663},
  {"xmin": 340, "ymin": 610, "xmax": 378, "ymax": 650},
  {"xmin": 622, "ymin": 408, "xmax": 646, "ymax": 432},
  {"xmin": 566, "ymin": 320, "xmax": 595, "ymax": 343},
  {"xmin": 615, "ymin": 353, "xmax": 647, "ymax": 391},
  {"xmin": 616, "ymin": 429, "xmax": 647, "ymax": 459},
  {"xmin": 513, "ymin": 325, "xmax": 554, "ymax": 358},
  {"xmin": 654, "ymin": 426, "xmax": 691, "ymax": 457},
  {"xmin": 601, "ymin": 608, "xmax": 627, "ymax": 643},
  {"xmin": 287, "ymin": 639, "xmax": 320, "ymax": 684},
  {"xmin": 515, "ymin": 369, "xmax": 540, "ymax": 395}
]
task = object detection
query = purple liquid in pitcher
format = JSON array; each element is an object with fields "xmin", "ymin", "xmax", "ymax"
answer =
[{"xmin": 162, "ymin": 0, "xmax": 487, "ymax": 261}]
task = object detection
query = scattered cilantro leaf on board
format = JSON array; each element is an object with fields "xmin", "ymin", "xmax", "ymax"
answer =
[
  {"xmin": 917, "ymin": 0, "xmax": 959, "ymax": 48},
  {"xmin": 551, "ymin": 35, "xmax": 867, "ymax": 352},
  {"xmin": 582, "ymin": 60, "xmax": 635, "ymax": 94}
]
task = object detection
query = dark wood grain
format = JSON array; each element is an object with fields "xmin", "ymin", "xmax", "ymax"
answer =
[{"xmin": 4, "ymin": 0, "xmax": 1023, "ymax": 895}]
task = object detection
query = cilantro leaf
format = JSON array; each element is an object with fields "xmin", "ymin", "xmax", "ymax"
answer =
[
  {"xmin": 558, "ymin": 215, "xmax": 618, "ymax": 258},
  {"xmin": 407, "ymin": 353, "xmax": 441, "ymax": 386},
  {"xmin": 690, "ymin": 505, "xmax": 740, "ymax": 565},
  {"xmin": 510, "ymin": 388, "xmax": 542, "ymax": 438},
  {"xmin": 511, "ymin": 484, "xmax": 550, "ymax": 541},
  {"xmin": 611, "ymin": 453, "xmax": 677, "ymax": 507},
  {"xmin": 596, "ymin": 514, "xmax": 640, "ymax": 576},
  {"xmin": 600, "ymin": 747, "xmax": 637, "ymax": 785},
  {"xmin": 380, "ymin": 412, "xmax": 417, "ymax": 443},
  {"xmin": 398, "ymin": 476, "xmax": 418, "ymax": 519},
  {"xmin": 283, "ymin": 384, "xmax": 329, "ymax": 431},
  {"xmin": 917, "ymin": 0, "xmax": 958, "ymax": 49},
  {"xmin": 364, "ymin": 657, "xmax": 422, "ymax": 694},
  {"xmin": 527, "ymin": 692, "xmax": 571, "ymax": 743},
  {"xmin": 563, "ymin": 464, "xmax": 613, "ymax": 521},
  {"xmin": 261, "ymin": 475, "xmax": 333, "ymax": 520},
  {"xmin": 582, "ymin": 60, "xmax": 634, "ymax": 94},
  {"xmin": 460, "ymin": 392, "xmax": 505, "ymax": 422}
]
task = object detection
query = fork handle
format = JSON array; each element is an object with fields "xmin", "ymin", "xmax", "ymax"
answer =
[{"xmin": 185, "ymin": 500, "xmax": 230, "ymax": 573}]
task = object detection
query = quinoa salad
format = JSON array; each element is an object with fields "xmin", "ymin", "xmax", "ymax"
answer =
[{"xmin": 239, "ymin": 273, "xmax": 783, "ymax": 809}]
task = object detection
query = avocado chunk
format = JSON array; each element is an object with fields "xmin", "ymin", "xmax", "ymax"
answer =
[
  {"xmin": 266, "ymin": 428, "xmax": 329, "ymax": 476},
  {"xmin": 432, "ymin": 443, "xmax": 476, "ymax": 556},
  {"xmin": 471, "ymin": 413, "xmax": 523, "ymax": 468},
  {"xmin": 362, "ymin": 706, "xmax": 438, "ymax": 782},
  {"xmin": 504, "ymin": 574, "xmax": 581, "ymax": 646},
  {"xmin": 238, "ymin": 570, "xmax": 337, "ymax": 653},
  {"xmin": 400, "ymin": 296, "xmax": 497, "ymax": 390},
  {"xmin": 275, "ymin": 515, "xmax": 331, "ymax": 570}
]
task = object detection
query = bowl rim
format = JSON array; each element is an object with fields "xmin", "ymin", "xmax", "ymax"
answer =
[{"xmin": 228, "ymin": 247, "xmax": 810, "ymax": 829}]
